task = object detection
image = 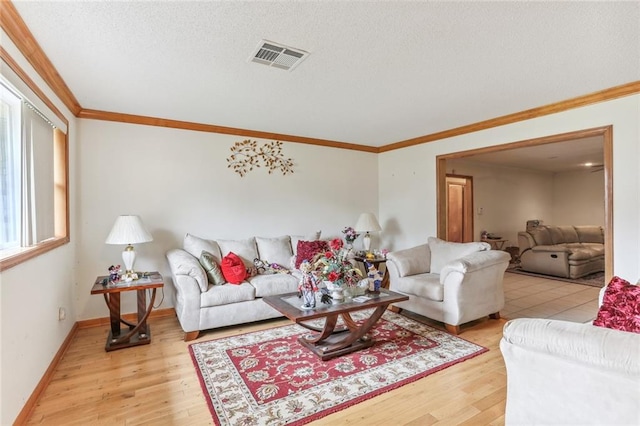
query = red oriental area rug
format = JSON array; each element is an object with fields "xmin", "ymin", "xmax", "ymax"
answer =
[{"xmin": 189, "ymin": 310, "xmax": 487, "ymax": 425}]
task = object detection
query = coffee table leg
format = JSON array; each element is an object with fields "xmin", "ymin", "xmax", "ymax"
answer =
[{"xmin": 298, "ymin": 304, "xmax": 390, "ymax": 360}]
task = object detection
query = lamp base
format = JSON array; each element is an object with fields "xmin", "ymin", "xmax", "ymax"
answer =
[
  {"xmin": 122, "ymin": 245, "xmax": 137, "ymax": 280},
  {"xmin": 363, "ymin": 233, "xmax": 371, "ymax": 252}
]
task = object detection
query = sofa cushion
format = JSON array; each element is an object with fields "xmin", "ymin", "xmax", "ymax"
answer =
[
  {"xmin": 200, "ymin": 282, "xmax": 255, "ymax": 308},
  {"xmin": 387, "ymin": 244, "xmax": 430, "ymax": 277},
  {"xmin": 593, "ymin": 276, "xmax": 640, "ymax": 333},
  {"xmin": 530, "ymin": 226, "xmax": 552, "ymax": 246},
  {"xmin": 393, "ymin": 273, "xmax": 443, "ymax": 302},
  {"xmin": 184, "ymin": 233, "xmax": 221, "ymax": 260},
  {"xmin": 256, "ymin": 236, "xmax": 293, "ymax": 269},
  {"xmin": 291, "ymin": 231, "xmax": 322, "ymax": 255},
  {"xmin": 575, "ymin": 226, "xmax": 604, "ymax": 244},
  {"xmin": 567, "ymin": 247, "xmax": 602, "ymax": 261},
  {"xmin": 217, "ymin": 237, "xmax": 257, "ymax": 268},
  {"xmin": 248, "ymin": 273, "xmax": 299, "ymax": 298},
  {"xmin": 220, "ymin": 252, "xmax": 248, "ymax": 284},
  {"xmin": 546, "ymin": 225, "xmax": 581, "ymax": 244},
  {"xmin": 428, "ymin": 237, "xmax": 489, "ymax": 274},
  {"xmin": 295, "ymin": 240, "xmax": 329, "ymax": 269},
  {"xmin": 199, "ymin": 250, "xmax": 226, "ymax": 286}
]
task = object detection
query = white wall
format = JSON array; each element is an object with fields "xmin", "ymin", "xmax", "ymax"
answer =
[
  {"xmin": 444, "ymin": 160, "xmax": 606, "ymax": 246},
  {"xmin": 446, "ymin": 160, "xmax": 554, "ymax": 246},
  {"xmin": 76, "ymin": 119, "xmax": 379, "ymax": 320},
  {"xmin": 379, "ymin": 94, "xmax": 640, "ymax": 280},
  {"xmin": 0, "ymin": 32, "xmax": 78, "ymax": 424},
  {"xmin": 553, "ymin": 169, "xmax": 605, "ymax": 225}
]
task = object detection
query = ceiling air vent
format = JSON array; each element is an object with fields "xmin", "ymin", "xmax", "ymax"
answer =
[{"xmin": 249, "ymin": 40, "xmax": 309, "ymax": 71}]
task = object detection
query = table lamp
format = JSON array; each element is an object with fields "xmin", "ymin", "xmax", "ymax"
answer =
[
  {"xmin": 105, "ymin": 215, "xmax": 153, "ymax": 278},
  {"xmin": 355, "ymin": 213, "xmax": 382, "ymax": 252}
]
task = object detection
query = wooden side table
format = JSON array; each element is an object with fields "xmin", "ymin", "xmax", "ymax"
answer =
[
  {"xmin": 353, "ymin": 256, "xmax": 390, "ymax": 289},
  {"xmin": 90, "ymin": 272, "xmax": 164, "ymax": 351},
  {"xmin": 481, "ymin": 238, "xmax": 508, "ymax": 250}
]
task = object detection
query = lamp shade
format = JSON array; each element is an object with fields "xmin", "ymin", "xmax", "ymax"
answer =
[
  {"xmin": 354, "ymin": 213, "xmax": 382, "ymax": 233},
  {"xmin": 105, "ymin": 215, "xmax": 153, "ymax": 245}
]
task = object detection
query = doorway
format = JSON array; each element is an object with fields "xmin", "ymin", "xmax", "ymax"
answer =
[
  {"xmin": 446, "ymin": 175, "xmax": 473, "ymax": 242},
  {"xmin": 436, "ymin": 125, "xmax": 613, "ymax": 281}
]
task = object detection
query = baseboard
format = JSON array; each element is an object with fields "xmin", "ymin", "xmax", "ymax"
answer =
[
  {"xmin": 14, "ymin": 308, "xmax": 176, "ymax": 424},
  {"xmin": 77, "ymin": 307, "xmax": 176, "ymax": 329},
  {"xmin": 13, "ymin": 321, "xmax": 79, "ymax": 425}
]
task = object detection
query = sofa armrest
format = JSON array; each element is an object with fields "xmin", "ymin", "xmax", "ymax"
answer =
[
  {"xmin": 166, "ymin": 248, "xmax": 207, "ymax": 292},
  {"xmin": 502, "ymin": 318, "xmax": 640, "ymax": 375},
  {"xmin": 166, "ymin": 249, "xmax": 207, "ymax": 333},
  {"xmin": 439, "ymin": 250, "xmax": 510, "ymax": 284},
  {"xmin": 500, "ymin": 318, "xmax": 640, "ymax": 425},
  {"xmin": 439, "ymin": 250, "xmax": 509, "ymax": 325},
  {"xmin": 517, "ymin": 232, "xmax": 535, "ymax": 251}
]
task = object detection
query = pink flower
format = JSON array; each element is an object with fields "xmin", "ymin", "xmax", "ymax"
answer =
[{"xmin": 330, "ymin": 238, "xmax": 343, "ymax": 250}]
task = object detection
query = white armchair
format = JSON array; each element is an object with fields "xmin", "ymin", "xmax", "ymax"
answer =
[{"xmin": 386, "ymin": 237, "xmax": 511, "ymax": 334}]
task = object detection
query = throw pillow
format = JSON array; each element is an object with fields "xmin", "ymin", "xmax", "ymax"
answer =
[
  {"xmin": 255, "ymin": 236, "xmax": 293, "ymax": 268},
  {"xmin": 220, "ymin": 252, "xmax": 248, "ymax": 284},
  {"xmin": 183, "ymin": 233, "xmax": 221, "ymax": 260},
  {"xmin": 291, "ymin": 231, "xmax": 322, "ymax": 256},
  {"xmin": 217, "ymin": 238, "xmax": 257, "ymax": 268},
  {"xmin": 428, "ymin": 237, "xmax": 489, "ymax": 274},
  {"xmin": 295, "ymin": 240, "xmax": 329, "ymax": 269},
  {"xmin": 593, "ymin": 276, "xmax": 640, "ymax": 333},
  {"xmin": 199, "ymin": 250, "xmax": 226, "ymax": 285}
]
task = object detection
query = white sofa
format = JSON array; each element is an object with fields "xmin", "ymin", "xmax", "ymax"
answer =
[
  {"xmin": 386, "ymin": 237, "xmax": 511, "ymax": 334},
  {"xmin": 166, "ymin": 232, "xmax": 320, "ymax": 341},
  {"xmin": 500, "ymin": 318, "xmax": 640, "ymax": 425}
]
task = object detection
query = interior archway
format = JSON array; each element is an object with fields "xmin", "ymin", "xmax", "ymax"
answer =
[{"xmin": 436, "ymin": 125, "xmax": 613, "ymax": 281}]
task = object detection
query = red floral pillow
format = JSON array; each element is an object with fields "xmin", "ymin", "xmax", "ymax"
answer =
[
  {"xmin": 593, "ymin": 276, "xmax": 640, "ymax": 333},
  {"xmin": 295, "ymin": 240, "xmax": 329, "ymax": 269},
  {"xmin": 220, "ymin": 252, "xmax": 248, "ymax": 284}
]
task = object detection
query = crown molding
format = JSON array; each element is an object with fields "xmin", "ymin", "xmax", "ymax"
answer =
[
  {"xmin": 77, "ymin": 108, "xmax": 378, "ymax": 153},
  {"xmin": 3, "ymin": 0, "xmax": 639, "ymax": 154},
  {"xmin": 379, "ymin": 81, "xmax": 640, "ymax": 153},
  {"xmin": 0, "ymin": 0, "xmax": 82, "ymax": 115}
]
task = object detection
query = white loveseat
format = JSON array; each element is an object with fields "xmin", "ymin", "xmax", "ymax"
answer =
[
  {"xmin": 500, "ymin": 318, "xmax": 640, "ymax": 425},
  {"xmin": 386, "ymin": 237, "xmax": 511, "ymax": 334},
  {"xmin": 166, "ymin": 232, "xmax": 320, "ymax": 341}
]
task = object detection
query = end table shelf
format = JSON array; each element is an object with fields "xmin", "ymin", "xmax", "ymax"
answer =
[{"xmin": 90, "ymin": 272, "xmax": 164, "ymax": 351}]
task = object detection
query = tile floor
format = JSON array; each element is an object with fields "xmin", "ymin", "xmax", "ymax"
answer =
[{"xmin": 502, "ymin": 271, "xmax": 602, "ymax": 323}]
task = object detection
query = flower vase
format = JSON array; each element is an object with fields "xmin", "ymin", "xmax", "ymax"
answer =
[{"xmin": 326, "ymin": 282, "xmax": 344, "ymax": 303}]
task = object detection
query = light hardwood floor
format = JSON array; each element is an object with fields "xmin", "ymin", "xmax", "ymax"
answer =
[{"xmin": 25, "ymin": 274, "xmax": 599, "ymax": 425}]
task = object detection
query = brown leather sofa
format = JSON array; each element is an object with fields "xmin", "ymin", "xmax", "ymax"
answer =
[{"xmin": 517, "ymin": 225, "xmax": 604, "ymax": 279}]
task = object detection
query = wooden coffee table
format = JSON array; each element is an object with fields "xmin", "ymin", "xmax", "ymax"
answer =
[{"xmin": 264, "ymin": 290, "xmax": 409, "ymax": 361}]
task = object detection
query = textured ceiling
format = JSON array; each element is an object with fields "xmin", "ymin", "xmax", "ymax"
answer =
[
  {"xmin": 449, "ymin": 135, "xmax": 604, "ymax": 173},
  {"xmin": 10, "ymin": 1, "xmax": 640, "ymax": 147}
]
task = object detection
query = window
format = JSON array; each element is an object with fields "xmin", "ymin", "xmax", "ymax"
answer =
[
  {"xmin": 0, "ymin": 69, "xmax": 69, "ymax": 270},
  {"xmin": 1, "ymin": 84, "xmax": 21, "ymax": 250}
]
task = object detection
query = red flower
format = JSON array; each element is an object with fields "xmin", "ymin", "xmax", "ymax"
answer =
[
  {"xmin": 327, "ymin": 271, "xmax": 340, "ymax": 282},
  {"xmin": 330, "ymin": 238, "xmax": 343, "ymax": 251},
  {"xmin": 324, "ymin": 251, "xmax": 334, "ymax": 259}
]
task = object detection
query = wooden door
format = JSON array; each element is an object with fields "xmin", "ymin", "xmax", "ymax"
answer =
[{"xmin": 446, "ymin": 175, "xmax": 473, "ymax": 242}]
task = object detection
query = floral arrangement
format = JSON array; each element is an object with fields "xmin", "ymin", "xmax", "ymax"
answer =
[
  {"xmin": 342, "ymin": 226, "xmax": 360, "ymax": 244},
  {"xmin": 313, "ymin": 238, "xmax": 362, "ymax": 287}
]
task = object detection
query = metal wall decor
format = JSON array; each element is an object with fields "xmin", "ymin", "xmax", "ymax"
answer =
[{"xmin": 227, "ymin": 140, "xmax": 294, "ymax": 177}]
